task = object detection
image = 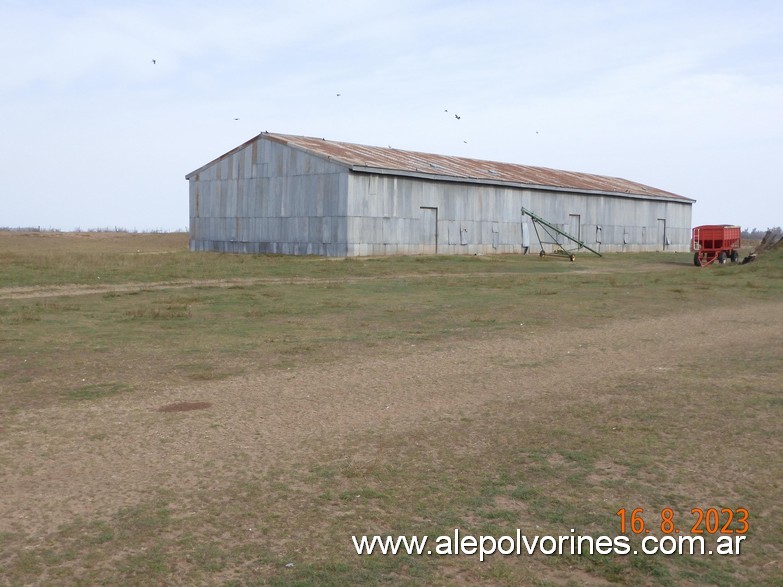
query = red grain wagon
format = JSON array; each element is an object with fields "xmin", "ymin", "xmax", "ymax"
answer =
[{"xmin": 691, "ymin": 225, "xmax": 741, "ymax": 266}]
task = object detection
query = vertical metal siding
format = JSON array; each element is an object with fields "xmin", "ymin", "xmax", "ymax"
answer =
[
  {"xmin": 342, "ymin": 174, "xmax": 691, "ymax": 256},
  {"xmin": 189, "ymin": 138, "xmax": 348, "ymax": 254},
  {"xmin": 189, "ymin": 137, "xmax": 693, "ymax": 256}
]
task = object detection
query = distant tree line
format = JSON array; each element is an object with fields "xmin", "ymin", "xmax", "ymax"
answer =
[
  {"xmin": 0, "ymin": 226, "xmax": 185, "ymax": 233},
  {"xmin": 741, "ymin": 227, "xmax": 782, "ymax": 240}
]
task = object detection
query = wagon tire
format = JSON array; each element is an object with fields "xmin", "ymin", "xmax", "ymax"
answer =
[
  {"xmin": 693, "ymin": 253, "xmax": 701, "ymax": 267},
  {"xmin": 731, "ymin": 250, "xmax": 739, "ymax": 263},
  {"xmin": 539, "ymin": 250, "xmax": 545, "ymax": 258},
  {"xmin": 569, "ymin": 254, "xmax": 576, "ymax": 262},
  {"xmin": 718, "ymin": 251, "xmax": 727, "ymax": 264}
]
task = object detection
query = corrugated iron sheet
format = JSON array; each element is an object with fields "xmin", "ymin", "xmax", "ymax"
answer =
[{"xmin": 264, "ymin": 132, "xmax": 690, "ymax": 202}]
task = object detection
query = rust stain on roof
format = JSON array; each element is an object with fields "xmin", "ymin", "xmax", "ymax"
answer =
[{"xmin": 264, "ymin": 133, "xmax": 689, "ymax": 201}]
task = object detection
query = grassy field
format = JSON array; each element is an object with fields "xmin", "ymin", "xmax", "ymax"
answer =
[{"xmin": 0, "ymin": 231, "xmax": 781, "ymax": 586}]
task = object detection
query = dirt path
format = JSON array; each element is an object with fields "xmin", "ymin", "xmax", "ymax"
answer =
[
  {"xmin": 2, "ymin": 300, "xmax": 781, "ymax": 539},
  {"xmin": 0, "ymin": 263, "xmax": 663, "ymax": 300},
  {"xmin": 0, "ymin": 277, "xmax": 305, "ymax": 300},
  {"xmin": 0, "ymin": 272, "xmax": 531, "ymax": 300}
]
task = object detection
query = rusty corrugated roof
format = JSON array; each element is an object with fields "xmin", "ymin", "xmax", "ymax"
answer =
[{"xmin": 264, "ymin": 132, "xmax": 691, "ymax": 202}]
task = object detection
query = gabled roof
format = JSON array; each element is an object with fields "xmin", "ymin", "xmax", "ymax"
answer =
[{"xmin": 189, "ymin": 132, "xmax": 694, "ymax": 203}]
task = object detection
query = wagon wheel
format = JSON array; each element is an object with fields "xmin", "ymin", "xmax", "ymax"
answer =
[
  {"xmin": 731, "ymin": 250, "xmax": 739, "ymax": 263},
  {"xmin": 718, "ymin": 251, "xmax": 727, "ymax": 264},
  {"xmin": 539, "ymin": 250, "xmax": 545, "ymax": 258},
  {"xmin": 693, "ymin": 252, "xmax": 701, "ymax": 267},
  {"xmin": 569, "ymin": 254, "xmax": 576, "ymax": 262}
]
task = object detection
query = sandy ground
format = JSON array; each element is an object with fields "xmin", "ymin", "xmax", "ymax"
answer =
[{"xmin": 2, "ymin": 300, "xmax": 781, "ymax": 540}]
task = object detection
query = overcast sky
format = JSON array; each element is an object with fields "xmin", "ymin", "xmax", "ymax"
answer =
[{"xmin": 2, "ymin": 0, "xmax": 781, "ymax": 232}]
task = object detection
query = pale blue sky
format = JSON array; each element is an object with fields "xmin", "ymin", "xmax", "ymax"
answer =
[{"xmin": 2, "ymin": 0, "xmax": 781, "ymax": 231}]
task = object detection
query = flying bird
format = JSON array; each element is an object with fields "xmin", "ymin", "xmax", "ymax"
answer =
[
  {"xmin": 454, "ymin": 114, "xmax": 461, "ymax": 120},
  {"xmin": 151, "ymin": 59, "xmax": 156, "ymax": 65}
]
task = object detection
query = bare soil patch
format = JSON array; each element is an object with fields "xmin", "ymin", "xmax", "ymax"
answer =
[{"xmin": 157, "ymin": 401, "xmax": 213, "ymax": 412}]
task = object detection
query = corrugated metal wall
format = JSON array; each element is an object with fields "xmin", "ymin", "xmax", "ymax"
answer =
[
  {"xmin": 343, "ymin": 173, "xmax": 692, "ymax": 256},
  {"xmin": 189, "ymin": 139, "xmax": 349, "ymax": 255},
  {"xmin": 189, "ymin": 137, "xmax": 692, "ymax": 256}
]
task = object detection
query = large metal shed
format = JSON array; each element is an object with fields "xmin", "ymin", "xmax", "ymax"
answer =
[{"xmin": 186, "ymin": 132, "xmax": 694, "ymax": 256}]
